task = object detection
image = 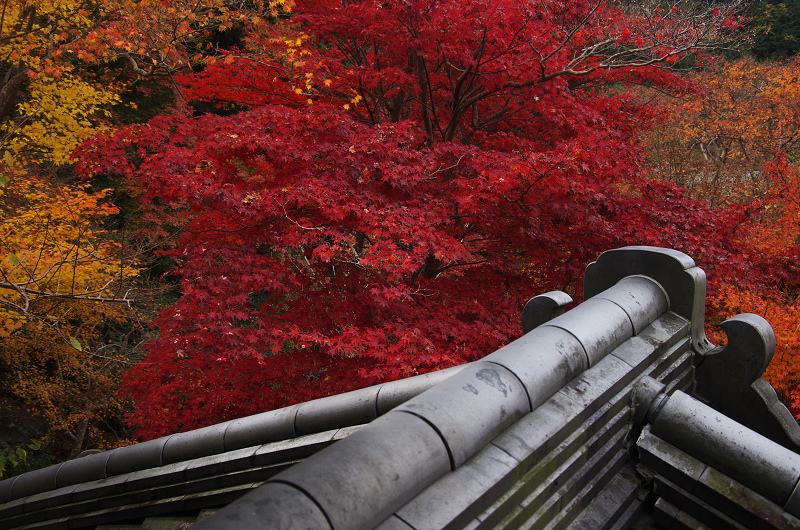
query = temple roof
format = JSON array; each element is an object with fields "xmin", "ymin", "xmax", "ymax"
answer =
[{"xmin": 2, "ymin": 246, "xmax": 799, "ymax": 529}]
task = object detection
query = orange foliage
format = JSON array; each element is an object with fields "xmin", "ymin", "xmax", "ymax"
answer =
[
  {"xmin": 746, "ymin": 156, "xmax": 800, "ymax": 259},
  {"xmin": 0, "ymin": 175, "xmax": 141, "ymax": 457},
  {"xmin": 643, "ymin": 56, "xmax": 800, "ymax": 207},
  {"xmin": 648, "ymin": 56, "xmax": 800, "ymax": 415},
  {"xmin": 707, "ymin": 282, "xmax": 800, "ymax": 402}
]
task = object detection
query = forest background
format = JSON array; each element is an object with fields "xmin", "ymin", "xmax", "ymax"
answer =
[{"xmin": 2, "ymin": 0, "xmax": 800, "ymax": 476}]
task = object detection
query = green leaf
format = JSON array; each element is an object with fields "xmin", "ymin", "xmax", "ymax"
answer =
[
  {"xmin": 8, "ymin": 253, "xmax": 19, "ymax": 266},
  {"xmin": 1, "ymin": 151, "xmax": 11, "ymax": 187},
  {"xmin": 69, "ymin": 336, "xmax": 82, "ymax": 351}
]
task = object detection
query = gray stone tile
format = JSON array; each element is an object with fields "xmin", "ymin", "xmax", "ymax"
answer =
[
  {"xmin": 697, "ymin": 466, "xmax": 800, "ymax": 530},
  {"xmin": 332, "ymin": 424, "xmax": 362, "ymax": 440},
  {"xmin": 295, "ymin": 385, "xmax": 379, "ymax": 436},
  {"xmin": 124, "ymin": 460, "xmax": 191, "ymax": 492},
  {"xmin": 376, "ymin": 366, "xmax": 465, "ymax": 415},
  {"xmin": 610, "ymin": 313, "xmax": 689, "ymax": 369},
  {"xmin": 222, "ymin": 406, "xmax": 298, "ymax": 451},
  {"xmin": 71, "ymin": 472, "xmax": 131, "ymax": 502},
  {"xmin": 140, "ymin": 515, "xmax": 199, "ymax": 529},
  {"xmin": 479, "ymin": 398, "xmax": 631, "ymax": 528},
  {"xmin": 9, "ymin": 464, "xmax": 63, "ymax": 500},
  {"xmin": 106, "ymin": 437, "xmax": 169, "ymax": 477},
  {"xmin": 518, "ymin": 490, "xmax": 562, "ymax": 529},
  {"xmin": 22, "ymin": 484, "xmax": 79, "ymax": 513},
  {"xmin": 55, "ymin": 451, "xmax": 113, "ymax": 488},
  {"xmin": 651, "ymin": 391, "xmax": 800, "ymax": 505},
  {"xmin": 271, "ymin": 411, "xmax": 450, "ymax": 530},
  {"xmin": 583, "ymin": 246, "xmax": 709, "ymax": 352},
  {"xmin": 637, "ymin": 427, "xmax": 706, "ymax": 493},
  {"xmin": 558, "ymin": 354, "xmax": 634, "ymax": 418},
  {"xmin": 492, "ymin": 392, "xmax": 584, "ymax": 465},
  {"xmin": 193, "ymin": 481, "xmax": 330, "ymax": 529},
  {"xmin": 0, "ymin": 475, "xmax": 19, "ymax": 504},
  {"xmin": 393, "ymin": 362, "xmax": 529, "ymax": 468},
  {"xmin": 394, "ymin": 444, "xmax": 520, "ymax": 530},
  {"xmin": 541, "ymin": 297, "xmax": 633, "ymax": 366},
  {"xmin": 252, "ymin": 428, "xmax": 338, "ymax": 465},
  {"xmin": 485, "ymin": 326, "xmax": 587, "ymax": 410},
  {"xmin": 652, "ymin": 497, "xmax": 714, "ymax": 530},
  {"xmin": 568, "ymin": 468, "xmax": 641, "ymax": 530},
  {"xmin": 66, "ymin": 481, "xmax": 257, "ymax": 529},
  {"xmin": 375, "ymin": 515, "xmax": 416, "ymax": 530},
  {"xmin": 548, "ymin": 443, "xmax": 628, "ymax": 529},
  {"xmin": 0, "ymin": 495, "xmax": 25, "ymax": 518},
  {"xmin": 20, "ymin": 515, "xmax": 70, "ymax": 529},
  {"xmin": 488, "ymin": 440, "xmax": 583, "ymax": 528},
  {"xmin": 162, "ymin": 423, "xmax": 228, "ymax": 465},
  {"xmin": 184, "ymin": 446, "xmax": 259, "ymax": 481},
  {"xmin": 590, "ymin": 275, "xmax": 669, "ymax": 334},
  {"xmin": 653, "ymin": 475, "xmax": 748, "ymax": 530},
  {"xmin": 651, "ymin": 341, "xmax": 693, "ymax": 383}
]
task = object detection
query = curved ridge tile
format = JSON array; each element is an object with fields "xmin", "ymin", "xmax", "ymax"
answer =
[
  {"xmin": 223, "ymin": 405, "xmax": 299, "ymax": 451},
  {"xmin": 592, "ymin": 275, "xmax": 668, "ymax": 334},
  {"xmin": 485, "ymin": 325, "xmax": 586, "ymax": 410},
  {"xmin": 105, "ymin": 436, "xmax": 169, "ymax": 476},
  {"xmin": 193, "ymin": 481, "xmax": 333, "ymax": 530},
  {"xmin": 376, "ymin": 366, "xmax": 464, "ymax": 415},
  {"xmin": 294, "ymin": 385, "xmax": 379, "ymax": 437},
  {"xmin": 650, "ymin": 390, "xmax": 800, "ymax": 506},
  {"xmin": 55, "ymin": 450, "xmax": 112, "ymax": 488},
  {"xmin": 9, "ymin": 464, "xmax": 63, "ymax": 500},
  {"xmin": 393, "ymin": 361, "xmax": 529, "ymax": 468},
  {"xmin": 585, "ymin": 246, "xmax": 710, "ymax": 352},
  {"xmin": 542, "ymin": 298, "xmax": 633, "ymax": 367},
  {"xmin": 162, "ymin": 422, "xmax": 229, "ymax": 465},
  {"xmin": 0, "ymin": 475, "xmax": 20, "ymax": 504},
  {"xmin": 266, "ymin": 412, "xmax": 450, "ymax": 530}
]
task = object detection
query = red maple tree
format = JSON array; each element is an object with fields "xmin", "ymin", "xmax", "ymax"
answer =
[{"xmin": 76, "ymin": 0, "xmax": 755, "ymax": 438}]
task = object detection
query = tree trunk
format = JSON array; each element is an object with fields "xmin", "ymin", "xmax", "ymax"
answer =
[{"xmin": 67, "ymin": 417, "xmax": 89, "ymax": 460}]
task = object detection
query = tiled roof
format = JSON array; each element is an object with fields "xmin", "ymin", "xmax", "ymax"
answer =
[
  {"xmin": 2, "ymin": 246, "xmax": 799, "ymax": 530},
  {"xmin": 0, "ymin": 367, "xmax": 464, "ymax": 528}
]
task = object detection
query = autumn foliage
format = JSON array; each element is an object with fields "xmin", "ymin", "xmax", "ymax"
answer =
[
  {"xmin": 71, "ymin": 0, "xmax": 763, "ymax": 438},
  {"xmin": 642, "ymin": 56, "xmax": 800, "ymax": 206},
  {"xmin": 4, "ymin": 0, "xmax": 799, "ymax": 448},
  {"xmin": 642, "ymin": 55, "xmax": 800, "ymax": 412},
  {"xmin": 0, "ymin": 0, "xmax": 272, "ymax": 458},
  {"xmin": 0, "ymin": 175, "xmax": 139, "ymax": 456}
]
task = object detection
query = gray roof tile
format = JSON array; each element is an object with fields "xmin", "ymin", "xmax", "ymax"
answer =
[{"xmin": 4, "ymin": 246, "xmax": 800, "ymax": 530}]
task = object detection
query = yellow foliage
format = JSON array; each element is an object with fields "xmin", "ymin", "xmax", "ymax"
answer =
[
  {"xmin": 0, "ymin": 0, "xmax": 290, "ymax": 181},
  {"xmin": 0, "ymin": 0, "xmax": 289, "ymax": 454},
  {"xmin": 0, "ymin": 1, "xmax": 121, "ymax": 176},
  {"xmin": 8, "ymin": 72, "xmax": 119, "ymax": 165}
]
